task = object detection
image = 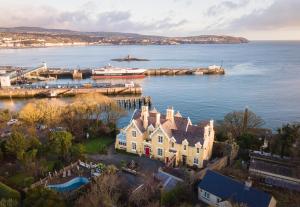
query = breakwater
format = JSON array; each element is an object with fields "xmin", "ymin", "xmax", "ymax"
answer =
[
  {"xmin": 0, "ymin": 83, "xmax": 142, "ymax": 99},
  {"xmin": 37, "ymin": 67, "xmax": 225, "ymax": 79}
]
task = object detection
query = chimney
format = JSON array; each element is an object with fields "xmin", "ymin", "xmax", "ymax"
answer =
[
  {"xmin": 141, "ymin": 106, "xmax": 149, "ymax": 129},
  {"xmin": 166, "ymin": 106, "xmax": 174, "ymax": 122},
  {"xmin": 155, "ymin": 112, "xmax": 161, "ymax": 127},
  {"xmin": 244, "ymin": 177, "xmax": 252, "ymax": 190}
]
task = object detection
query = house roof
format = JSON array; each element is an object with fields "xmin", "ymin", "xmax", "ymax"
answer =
[
  {"xmin": 132, "ymin": 109, "xmax": 209, "ymax": 146},
  {"xmin": 198, "ymin": 170, "xmax": 272, "ymax": 207},
  {"xmin": 249, "ymin": 152, "xmax": 300, "ymax": 180}
]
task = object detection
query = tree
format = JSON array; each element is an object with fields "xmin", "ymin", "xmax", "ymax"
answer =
[
  {"xmin": 273, "ymin": 123, "xmax": 300, "ymax": 157},
  {"xmin": 5, "ymin": 131, "xmax": 28, "ymax": 161},
  {"xmin": 61, "ymin": 94, "xmax": 125, "ymax": 140},
  {"xmin": 129, "ymin": 175, "xmax": 160, "ymax": 207},
  {"xmin": 75, "ymin": 168, "xmax": 127, "ymax": 207},
  {"xmin": 49, "ymin": 131, "xmax": 73, "ymax": 160},
  {"xmin": 19, "ymin": 99, "xmax": 64, "ymax": 126},
  {"xmin": 223, "ymin": 109, "xmax": 265, "ymax": 139},
  {"xmin": 71, "ymin": 144, "xmax": 86, "ymax": 160},
  {"xmin": 24, "ymin": 187, "xmax": 65, "ymax": 207}
]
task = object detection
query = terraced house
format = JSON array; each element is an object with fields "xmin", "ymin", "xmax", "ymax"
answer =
[{"xmin": 115, "ymin": 106, "xmax": 215, "ymax": 168}]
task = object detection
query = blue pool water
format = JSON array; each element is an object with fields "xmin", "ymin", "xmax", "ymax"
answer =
[{"xmin": 47, "ymin": 177, "xmax": 89, "ymax": 192}]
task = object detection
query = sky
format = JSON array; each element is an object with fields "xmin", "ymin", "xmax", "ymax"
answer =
[{"xmin": 0, "ymin": 0, "xmax": 299, "ymax": 40}]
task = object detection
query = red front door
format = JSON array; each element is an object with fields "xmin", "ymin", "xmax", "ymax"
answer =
[{"xmin": 145, "ymin": 147, "xmax": 150, "ymax": 157}]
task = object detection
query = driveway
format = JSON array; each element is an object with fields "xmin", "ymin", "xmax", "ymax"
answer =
[{"xmin": 87, "ymin": 145, "xmax": 164, "ymax": 175}]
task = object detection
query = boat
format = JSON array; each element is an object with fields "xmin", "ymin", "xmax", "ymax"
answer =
[
  {"xmin": 92, "ymin": 65, "xmax": 146, "ymax": 79},
  {"xmin": 111, "ymin": 55, "xmax": 149, "ymax": 62}
]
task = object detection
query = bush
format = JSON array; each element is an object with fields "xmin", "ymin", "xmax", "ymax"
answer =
[
  {"xmin": 71, "ymin": 144, "xmax": 86, "ymax": 159},
  {"xmin": 53, "ymin": 160, "xmax": 64, "ymax": 171},
  {"xmin": 0, "ymin": 198, "xmax": 19, "ymax": 207},
  {"xmin": 161, "ymin": 184, "xmax": 189, "ymax": 207},
  {"xmin": 24, "ymin": 187, "xmax": 65, "ymax": 207},
  {"xmin": 0, "ymin": 182, "xmax": 20, "ymax": 199},
  {"xmin": 98, "ymin": 144, "xmax": 108, "ymax": 154}
]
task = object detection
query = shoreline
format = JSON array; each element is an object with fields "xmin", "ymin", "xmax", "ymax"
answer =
[{"xmin": 0, "ymin": 42, "xmax": 249, "ymax": 50}]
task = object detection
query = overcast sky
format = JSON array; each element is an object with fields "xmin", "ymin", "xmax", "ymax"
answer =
[{"xmin": 0, "ymin": 0, "xmax": 299, "ymax": 40}]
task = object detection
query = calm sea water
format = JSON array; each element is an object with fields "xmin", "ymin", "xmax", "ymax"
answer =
[{"xmin": 1, "ymin": 41, "xmax": 300, "ymax": 129}]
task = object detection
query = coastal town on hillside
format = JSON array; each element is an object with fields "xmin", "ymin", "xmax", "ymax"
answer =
[{"xmin": 0, "ymin": 27, "xmax": 249, "ymax": 48}]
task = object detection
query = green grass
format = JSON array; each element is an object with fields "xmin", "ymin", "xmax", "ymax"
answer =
[
  {"xmin": 8, "ymin": 173, "xmax": 34, "ymax": 188},
  {"xmin": 84, "ymin": 137, "xmax": 114, "ymax": 154},
  {"xmin": 0, "ymin": 182, "xmax": 20, "ymax": 199}
]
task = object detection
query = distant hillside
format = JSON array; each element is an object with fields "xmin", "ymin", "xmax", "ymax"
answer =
[{"xmin": 0, "ymin": 27, "xmax": 249, "ymax": 48}]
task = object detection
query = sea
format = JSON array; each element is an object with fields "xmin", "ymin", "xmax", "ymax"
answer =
[{"xmin": 0, "ymin": 41, "xmax": 300, "ymax": 129}]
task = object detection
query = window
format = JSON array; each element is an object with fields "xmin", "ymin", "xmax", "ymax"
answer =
[
  {"xmin": 132, "ymin": 142, "xmax": 137, "ymax": 151},
  {"xmin": 132, "ymin": 130, "xmax": 137, "ymax": 137},
  {"xmin": 158, "ymin": 135, "xmax": 163, "ymax": 143},
  {"xmin": 157, "ymin": 148, "xmax": 163, "ymax": 156},
  {"xmin": 119, "ymin": 141, "xmax": 126, "ymax": 146},
  {"xmin": 184, "ymin": 145, "xmax": 187, "ymax": 150},
  {"xmin": 194, "ymin": 158, "xmax": 198, "ymax": 165},
  {"xmin": 171, "ymin": 142, "xmax": 175, "ymax": 148},
  {"xmin": 197, "ymin": 148, "xmax": 200, "ymax": 153},
  {"xmin": 204, "ymin": 191, "xmax": 210, "ymax": 199}
]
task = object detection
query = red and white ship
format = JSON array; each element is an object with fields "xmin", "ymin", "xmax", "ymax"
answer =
[{"xmin": 92, "ymin": 64, "xmax": 146, "ymax": 79}]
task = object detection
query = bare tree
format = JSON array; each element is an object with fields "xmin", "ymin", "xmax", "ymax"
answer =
[
  {"xmin": 75, "ymin": 168, "xmax": 128, "ymax": 207},
  {"xmin": 223, "ymin": 109, "xmax": 265, "ymax": 139}
]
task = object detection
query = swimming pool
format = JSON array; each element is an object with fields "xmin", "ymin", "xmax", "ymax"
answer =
[{"xmin": 48, "ymin": 177, "xmax": 89, "ymax": 192}]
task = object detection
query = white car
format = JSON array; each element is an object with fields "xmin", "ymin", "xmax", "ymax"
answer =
[{"xmin": 7, "ymin": 119, "xmax": 18, "ymax": 126}]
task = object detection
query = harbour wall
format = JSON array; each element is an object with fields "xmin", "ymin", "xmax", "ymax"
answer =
[
  {"xmin": 37, "ymin": 67, "xmax": 225, "ymax": 79},
  {"xmin": 0, "ymin": 86, "xmax": 142, "ymax": 99}
]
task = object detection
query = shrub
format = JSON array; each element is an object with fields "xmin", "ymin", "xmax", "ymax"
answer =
[
  {"xmin": 0, "ymin": 182, "xmax": 20, "ymax": 199},
  {"xmin": 0, "ymin": 198, "xmax": 19, "ymax": 207},
  {"xmin": 98, "ymin": 144, "xmax": 107, "ymax": 154}
]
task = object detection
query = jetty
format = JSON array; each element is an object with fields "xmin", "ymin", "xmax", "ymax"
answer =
[
  {"xmin": 114, "ymin": 96, "xmax": 152, "ymax": 109},
  {"xmin": 0, "ymin": 83, "xmax": 142, "ymax": 99}
]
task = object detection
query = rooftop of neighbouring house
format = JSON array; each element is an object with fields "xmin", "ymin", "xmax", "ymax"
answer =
[
  {"xmin": 131, "ymin": 106, "xmax": 212, "ymax": 146},
  {"xmin": 198, "ymin": 170, "xmax": 273, "ymax": 207},
  {"xmin": 154, "ymin": 168, "xmax": 183, "ymax": 191},
  {"xmin": 249, "ymin": 151, "xmax": 300, "ymax": 180}
]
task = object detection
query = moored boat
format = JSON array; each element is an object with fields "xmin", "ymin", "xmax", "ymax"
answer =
[{"xmin": 92, "ymin": 64, "xmax": 146, "ymax": 79}]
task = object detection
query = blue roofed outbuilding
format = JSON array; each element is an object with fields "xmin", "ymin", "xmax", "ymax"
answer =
[{"xmin": 198, "ymin": 170, "xmax": 276, "ymax": 207}]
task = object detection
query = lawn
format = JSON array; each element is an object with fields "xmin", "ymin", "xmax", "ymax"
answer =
[{"xmin": 84, "ymin": 137, "xmax": 115, "ymax": 154}]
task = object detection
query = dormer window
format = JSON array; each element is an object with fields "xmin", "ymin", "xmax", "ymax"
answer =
[
  {"xmin": 158, "ymin": 135, "xmax": 163, "ymax": 143},
  {"xmin": 184, "ymin": 145, "xmax": 187, "ymax": 150},
  {"xmin": 132, "ymin": 130, "xmax": 137, "ymax": 137},
  {"xmin": 171, "ymin": 142, "xmax": 175, "ymax": 148},
  {"xmin": 197, "ymin": 148, "xmax": 200, "ymax": 153}
]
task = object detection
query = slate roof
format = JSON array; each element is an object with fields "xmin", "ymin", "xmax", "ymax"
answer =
[
  {"xmin": 132, "ymin": 109, "xmax": 208, "ymax": 146},
  {"xmin": 198, "ymin": 170, "xmax": 272, "ymax": 207},
  {"xmin": 249, "ymin": 152, "xmax": 300, "ymax": 179}
]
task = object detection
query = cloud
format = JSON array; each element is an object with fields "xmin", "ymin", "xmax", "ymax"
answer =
[
  {"xmin": 206, "ymin": 0, "xmax": 250, "ymax": 16},
  {"xmin": 0, "ymin": 4, "xmax": 187, "ymax": 34},
  {"xmin": 228, "ymin": 0, "xmax": 300, "ymax": 30}
]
